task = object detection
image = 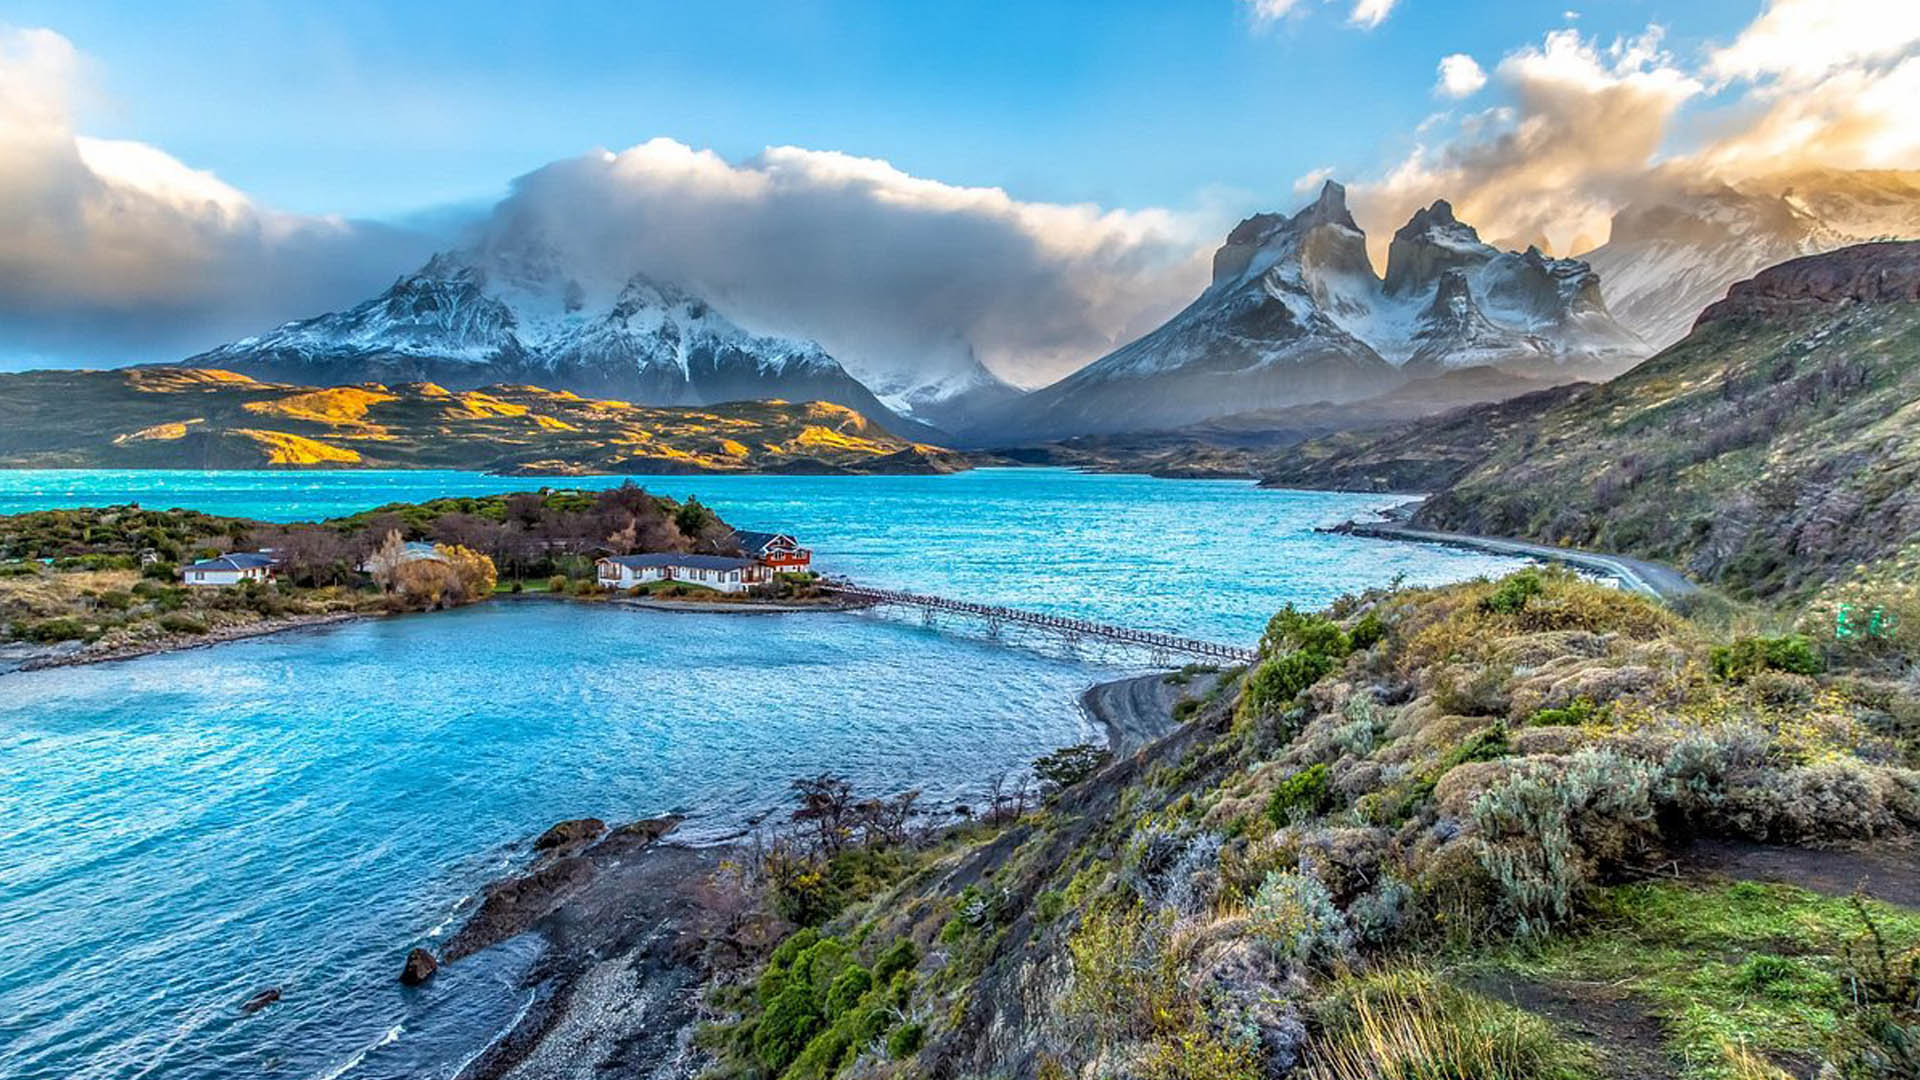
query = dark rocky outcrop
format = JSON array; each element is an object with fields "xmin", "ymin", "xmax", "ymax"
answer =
[
  {"xmin": 1696, "ymin": 240, "xmax": 1920, "ymax": 326},
  {"xmin": 533, "ymin": 817, "xmax": 606, "ymax": 853},
  {"xmin": 240, "ymin": 987, "xmax": 282, "ymax": 1013},
  {"xmin": 400, "ymin": 948, "xmax": 438, "ymax": 985}
]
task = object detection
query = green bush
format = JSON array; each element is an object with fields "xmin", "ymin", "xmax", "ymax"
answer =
[
  {"xmin": 158, "ymin": 612, "xmax": 210, "ymax": 635},
  {"xmin": 1480, "ymin": 570, "xmax": 1545, "ymax": 615},
  {"xmin": 872, "ymin": 938, "xmax": 917, "ymax": 984},
  {"xmin": 823, "ymin": 965, "xmax": 872, "ymax": 1020},
  {"xmin": 1241, "ymin": 651, "xmax": 1335, "ymax": 716},
  {"xmin": 1711, "ymin": 634, "xmax": 1823, "ymax": 682},
  {"xmin": 0, "ymin": 561, "xmax": 41, "ymax": 578},
  {"xmin": 885, "ymin": 1022, "xmax": 924, "ymax": 1059},
  {"xmin": 140, "ymin": 561, "xmax": 178, "ymax": 581},
  {"xmin": 1266, "ymin": 762, "xmax": 1333, "ymax": 825},
  {"xmin": 1440, "ymin": 726, "xmax": 1512, "ymax": 771},
  {"xmin": 754, "ymin": 982, "xmax": 824, "ymax": 1072},
  {"xmin": 16, "ymin": 617, "xmax": 91, "ymax": 642},
  {"xmin": 1349, "ymin": 611, "xmax": 1388, "ymax": 651},
  {"xmin": 95, "ymin": 590, "xmax": 136, "ymax": 611},
  {"xmin": 546, "ymin": 574, "xmax": 569, "ymax": 593},
  {"xmin": 1033, "ymin": 743, "xmax": 1110, "ymax": 791},
  {"xmin": 1528, "ymin": 696, "xmax": 1601, "ymax": 727}
]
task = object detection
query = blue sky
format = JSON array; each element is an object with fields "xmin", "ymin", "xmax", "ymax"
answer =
[
  {"xmin": 4, "ymin": 0, "xmax": 1913, "ymax": 381},
  {"xmin": 20, "ymin": 0, "xmax": 1759, "ymax": 221}
]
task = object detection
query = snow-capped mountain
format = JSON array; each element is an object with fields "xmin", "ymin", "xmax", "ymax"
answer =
[
  {"xmin": 988, "ymin": 181, "xmax": 1641, "ymax": 440},
  {"xmin": 186, "ymin": 248, "xmax": 928, "ymax": 437},
  {"xmin": 852, "ymin": 339, "xmax": 1028, "ymax": 440},
  {"xmin": 1582, "ymin": 169, "xmax": 1920, "ymax": 350}
]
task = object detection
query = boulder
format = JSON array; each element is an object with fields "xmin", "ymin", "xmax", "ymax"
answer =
[
  {"xmin": 400, "ymin": 947, "xmax": 438, "ymax": 985},
  {"xmin": 533, "ymin": 817, "xmax": 606, "ymax": 852}
]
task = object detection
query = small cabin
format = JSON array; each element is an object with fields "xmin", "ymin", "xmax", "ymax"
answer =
[
  {"xmin": 729, "ymin": 530, "xmax": 812, "ymax": 572},
  {"xmin": 596, "ymin": 554, "xmax": 771, "ymax": 594},
  {"xmin": 181, "ymin": 552, "xmax": 276, "ymax": 587}
]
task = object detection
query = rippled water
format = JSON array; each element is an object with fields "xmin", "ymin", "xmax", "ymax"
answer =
[{"xmin": 0, "ymin": 469, "xmax": 1525, "ymax": 1079}]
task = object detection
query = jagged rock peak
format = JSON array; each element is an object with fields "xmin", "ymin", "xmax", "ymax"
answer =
[
  {"xmin": 1297, "ymin": 180, "xmax": 1358, "ymax": 231},
  {"xmin": 1214, "ymin": 180, "xmax": 1363, "ymax": 284}
]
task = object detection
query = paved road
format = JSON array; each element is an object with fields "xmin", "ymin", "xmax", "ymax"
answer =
[{"xmin": 1336, "ymin": 523, "xmax": 1700, "ymax": 603}]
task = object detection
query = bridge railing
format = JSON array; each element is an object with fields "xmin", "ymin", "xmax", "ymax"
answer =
[{"xmin": 822, "ymin": 584, "xmax": 1259, "ymax": 664}]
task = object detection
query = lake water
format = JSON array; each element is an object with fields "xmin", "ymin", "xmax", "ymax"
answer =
[{"xmin": 0, "ymin": 469, "xmax": 1524, "ymax": 1079}]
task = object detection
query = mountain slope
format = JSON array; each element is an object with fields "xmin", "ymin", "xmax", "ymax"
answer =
[
  {"xmin": 994, "ymin": 182, "xmax": 1641, "ymax": 440},
  {"xmin": 0, "ymin": 368, "xmax": 965, "ymax": 474},
  {"xmin": 185, "ymin": 250, "xmax": 936, "ymax": 440},
  {"xmin": 1418, "ymin": 240, "xmax": 1920, "ymax": 600}
]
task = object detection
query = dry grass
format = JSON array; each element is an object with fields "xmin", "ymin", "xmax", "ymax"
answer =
[{"xmin": 1304, "ymin": 967, "xmax": 1595, "ymax": 1080}]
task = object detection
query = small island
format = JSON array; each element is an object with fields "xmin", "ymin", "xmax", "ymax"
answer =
[{"xmin": 0, "ymin": 483, "xmax": 833, "ymax": 669}]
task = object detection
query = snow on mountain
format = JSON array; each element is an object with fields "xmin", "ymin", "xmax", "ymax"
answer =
[
  {"xmin": 987, "ymin": 182, "xmax": 1641, "ymax": 440},
  {"xmin": 187, "ymin": 247, "xmax": 927, "ymax": 437},
  {"xmin": 1582, "ymin": 170, "xmax": 1920, "ymax": 350}
]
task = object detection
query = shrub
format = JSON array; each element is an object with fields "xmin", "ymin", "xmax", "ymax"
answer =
[
  {"xmin": 755, "ymin": 981, "xmax": 824, "ymax": 1072},
  {"xmin": 1267, "ymin": 763, "xmax": 1333, "ymax": 825},
  {"xmin": 886, "ymin": 1022, "xmax": 924, "ymax": 1059},
  {"xmin": 547, "ymin": 574, "xmax": 569, "ymax": 593},
  {"xmin": 1348, "ymin": 611, "xmax": 1388, "ymax": 651},
  {"xmin": 1241, "ymin": 651, "xmax": 1336, "ymax": 718},
  {"xmin": 17, "ymin": 616, "xmax": 92, "ymax": 642},
  {"xmin": 140, "ymin": 561, "xmax": 177, "ymax": 581},
  {"xmin": 823, "ymin": 965, "xmax": 872, "ymax": 1020},
  {"xmin": 873, "ymin": 938, "xmax": 917, "ymax": 984},
  {"xmin": 1711, "ymin": 635, "xmax": 1824, "ymax": 682},
  {"xmin": 1480, "ymin": 570, "xmax": 1545, "ymax": 615},
  {"xmin": 1439, "ymin": 726, "xmax": 1512, "ymax": 771},
  {"xmin": 1250, "ymin": 870, "xmax": 1352, "ymax": 967},
  {"xmin": 1033, "ymin": 743, "xmax": 1110, "ymax": 792},
  {"xmin": 1528, "ymin": 696, "xmax": 1601, "ymax": 727}
]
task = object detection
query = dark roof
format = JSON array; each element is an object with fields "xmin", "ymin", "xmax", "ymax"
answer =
[
  {"xmin": 728, "ymin": 529, "xmax": 795, "ymax": 554},
  {"xmin": 602, "ymin": 553, "xmax": 760, "ymax": 571},
  {"xmin": 184, "ymin": 552, "xmax": 275, "ymax": 572}
]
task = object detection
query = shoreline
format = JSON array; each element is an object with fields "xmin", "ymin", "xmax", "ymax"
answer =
[
  {"xmin": 1326, "ymin": 519, "xmax": 1700, "ymax": 602},
  {"xmin": 449, "ymin": 668, "xmax": 1201, "ymax": 1079},
  {"xmin": 8, "ymin": 610, "xmax": 365, "ymax": 673}
]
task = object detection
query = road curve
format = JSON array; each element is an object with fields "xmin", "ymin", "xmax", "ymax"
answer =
[{"xmin": 1332, "ymin": 522, "xmax": 1701, "ymax": 604}]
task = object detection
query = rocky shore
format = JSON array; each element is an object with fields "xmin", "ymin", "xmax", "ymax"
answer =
[
  {"xmin": 8, "ymin": 611, "xmax": 363, "ymax": 673},
  {"xmin": 443, "ymin": 669, "xmax": 1202, "ymax": 1079}
]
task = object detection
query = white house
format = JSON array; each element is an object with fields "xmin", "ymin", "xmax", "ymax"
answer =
[
  {"xmin": 181, "ymin": 552, "xmax": 276, "ymax": 587},
  {"xmin": 596, "ymin": 553, "xmax": 770, "ymax": 594}
]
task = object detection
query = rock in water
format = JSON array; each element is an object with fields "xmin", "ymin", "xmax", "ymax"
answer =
[
  {"xmin": 533, "ymin": 817, "xmax": 606, "ymax": 852},
  {"xmin": 240, "ymin": 987, "xmax": 281, "ymax": 1013},
  {"xmin": 400, "ymin": 947, "xmax": 438, "ymax": 985}
]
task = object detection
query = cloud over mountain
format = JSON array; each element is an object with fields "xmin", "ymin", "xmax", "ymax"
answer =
[
  {"xmin": 1352, "ymin": 0, "xmax": 1920, "ymax": 256},
  {"xmin": 0, "ymin": 27, "xmax": 430, "ymax": 363},
  {"xmin": 466, "ymin": 139, "xmax": 1210, "ymax": 389}
]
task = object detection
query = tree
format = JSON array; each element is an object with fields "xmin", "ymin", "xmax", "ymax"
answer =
[
  {"xmin": 790, "ymin": 773, "xmax": 857, "ymax": 856},
  {"xmin": 1033, "ymin": 744, "xmax": 1111, "ymax": 794},
  {"xmin": 436, "ymin": 544, "xmax": 498, "ymax": 598},
  {"xmin": 365, "ymin": 530, "xmax": 409, "ymax": 592}
]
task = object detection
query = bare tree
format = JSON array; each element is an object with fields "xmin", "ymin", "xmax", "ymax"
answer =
[
  {"xmin": 789, "ymin": 773, "xmax": 857, "ymax": 856},
  {"xmin": 365, "ymin": 530, "xmax": 409, "ymax": 592}
]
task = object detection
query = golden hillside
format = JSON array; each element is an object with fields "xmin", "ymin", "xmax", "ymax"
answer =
[{"xmin": 0, "ymin": 368, "xmax": 966, "ymax": 474}]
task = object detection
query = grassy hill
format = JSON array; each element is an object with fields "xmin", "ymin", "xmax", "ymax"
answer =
[
  {"xmin": 0, "ymin": 367, "xmax": 965, "ymax": 475},
  {"xmin": 1417, "ymin": 242, "xmax": 1920, "ymax": 602}
]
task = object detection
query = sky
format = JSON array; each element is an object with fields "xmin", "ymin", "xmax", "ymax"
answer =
[{"xmin": 3, "ymin": 0, "xmax": 1917, "ymax": 385}]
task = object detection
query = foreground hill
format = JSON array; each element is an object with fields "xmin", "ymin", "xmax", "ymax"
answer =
[
  {"xmin": 0, "ymin": 368, "xmax": 964, "ymax": 474},
  {"xmin": 1418, "ymin": 241, "xmax": 1920, "ymax": 601},
  {"xmin": 992, "ymin": 182, "xmax": 1642, "ymax": 439}
]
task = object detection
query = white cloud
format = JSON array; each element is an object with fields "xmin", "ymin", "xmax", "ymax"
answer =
[
  {"xmin": 1349, "ymin": 1, "xmax": 1920, "ymax": 255},
  {"xmin": 1242, "ymin": 0, "xmax": 1307, "ymax": 26},
  {"xmin": 476, "ymin": 139, "xmax": 1212, "ymax": 388},
  {"xmin": 1707, "ymin": 0, "xmax": 1920, "ymax": 86},
  {"xmin": 1348, "ymin": 0, "xmax": 1399, "ymax": 31},
  {"xmin": 1292, "ymin": 166, "xmax": 1337, "ymax": 196},
  {"xmin": 1435, "ymin": 54, "xmax": 1488, "ymax": 98},
  {"xmin": 0, "ymin": 25, "xmax": 429, "ymax": 363}
]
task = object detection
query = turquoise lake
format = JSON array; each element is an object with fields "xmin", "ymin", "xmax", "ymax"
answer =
[{"xmin": 0, "ymin": 469, "xmax": 1525, "ymax": 1079}]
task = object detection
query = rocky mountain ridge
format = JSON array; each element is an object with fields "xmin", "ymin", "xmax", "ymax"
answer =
[{"xmin": 988, "ymin": 182, "xmax": 1643, "ymax": 440}]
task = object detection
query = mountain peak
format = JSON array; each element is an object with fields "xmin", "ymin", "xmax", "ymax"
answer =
[{"xmin": 1296, "ymin": 179, "xmax": 1357, "ymax": 231}]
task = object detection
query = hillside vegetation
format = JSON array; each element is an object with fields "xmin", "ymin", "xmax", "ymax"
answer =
[
  {"xmin": 0, "ymin": 368, "xmax": 964, "ymax": 474},
  {"xmin": 690, "ymin": 568, "xmax": 1919, "ymax": 1080},
  {"xmin": 1419, "ymin": 243, "xmax": 1920, "ymax": 604}
]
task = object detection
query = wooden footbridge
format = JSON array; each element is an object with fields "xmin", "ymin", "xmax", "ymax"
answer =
[{"xmin": 822, "ymin": 584, "xmax": 1259, "ymax": 665}]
